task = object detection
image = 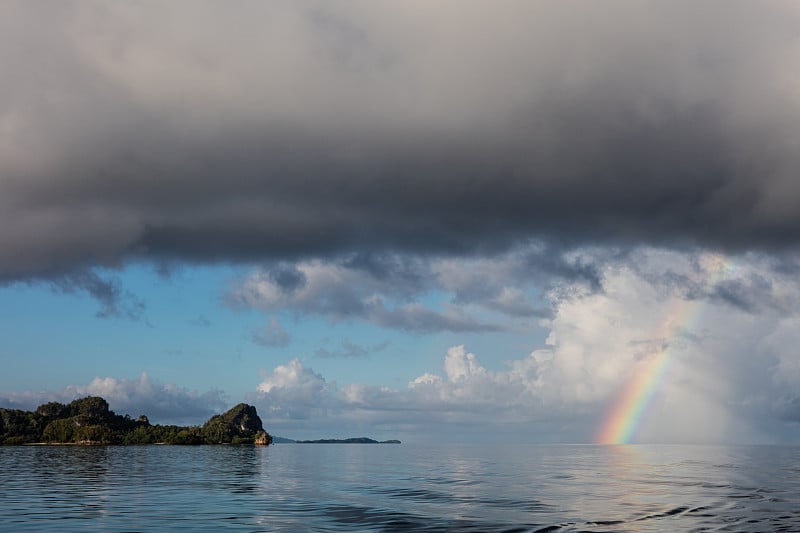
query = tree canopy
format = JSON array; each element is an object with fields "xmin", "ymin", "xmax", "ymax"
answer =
[{"xmin": 0, "ymin": 397, "xmax": 272, "ymax": 446}]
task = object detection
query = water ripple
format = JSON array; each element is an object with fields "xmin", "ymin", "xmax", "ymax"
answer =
[{"xmin": 1, "ymin": 444, "xmax": 799, "ymax": 532}]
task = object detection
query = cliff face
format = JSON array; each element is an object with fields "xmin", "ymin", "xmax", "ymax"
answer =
[
  {"xmin": 0, "ymin": 396, "xmax": 272, "ymax": 446},
  {"xmin": 201, "ymin": 403, "xmax": 272, "ymax": 445}
]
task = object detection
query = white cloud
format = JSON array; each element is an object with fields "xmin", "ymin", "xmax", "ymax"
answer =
[
  {"xmin": 0, "ymin": 373, "xmax": 227, "ymax": 424},
  {"xmin": 410, "ymin": 373, "xmax": 442, "ymax": 387},
  {"xmin": 443, "ymin": 345, "xmax": 486, "ymax": 382},
  {"xmin": 242, "ymin": 249, "xmax": 800, "ymax": 444},
  {"xmin": 250, "ymin": 359, "xmax": 330, "ymax": 420},
  {"xmin": 257, "ymin": 358, "xmax": 325, "ymax": 394}
]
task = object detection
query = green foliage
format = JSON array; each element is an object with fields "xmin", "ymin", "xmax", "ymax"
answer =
[
  {"xmin": 0, "ymin": 396, "xmax": 272, "ymax": 446},
  {"xmin": 68, "ymin": 396, "xmax": 110, "ymax": 419},
  {"xmin": 201, "ymin": 403, "xmax": 265, "ymax": 444},
  {"xmin": 36, "ymin": 401, "xmax": 67, "ymax": 418},
  {"xmin": 43, "ymin": 419, "xmax": 76, "ymax": 443},
  {"xmin": 170, "ymin": 427, "xmax": 204, "ymax": 445},
  {"xmin": 0, "ymin": 408, "xmax": 42, "ymax": 444},
  {"xmin": 73, "ymin": 424, "xmax": 114, "ymax": 444},
  {"xmin": 123, "ymin": 426, "xmax": 157, "ymax": 445},
  {"xmin": 202, "ymin": 416, "xmax": 232, "ymax": 444}
]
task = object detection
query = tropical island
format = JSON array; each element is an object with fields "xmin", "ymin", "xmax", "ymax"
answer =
[{"xmin": 0, "ymin": 396, "xmax": 272, "ymax": 445}]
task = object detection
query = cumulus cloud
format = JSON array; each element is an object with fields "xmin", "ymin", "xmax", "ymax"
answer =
[
  {"xmin": 247, "ymin": 345, "xmax": 578, "ymax": 440},
  {"xmin": 249, "ymin": 359, "xmax": 330, "ymax": 420},
  {"xmin": 242, "ymin": 250, "xmax": 800, "ymax": 443},
  {"xmin": 2, "ymin": 2, "xmax": 800, "ymax": 282},
  {"xmin": 0, "ymin": 373, "xmax": 227, "ymax": 424}
]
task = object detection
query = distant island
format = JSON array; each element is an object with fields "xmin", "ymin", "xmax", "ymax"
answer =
[
  {"xmin": 0, "ymin": 396, "xmax": 272, "ymax": 445},
  {"xmin": 276, "ymin": 437, "xmax": 401, "ymax": 444}
]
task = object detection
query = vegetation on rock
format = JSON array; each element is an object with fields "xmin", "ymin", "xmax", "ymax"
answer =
[
  {"xmin": 0, "ymin": 396, "xmax": 272, "ymax": 446},
  {"xmin": 202, "ymin": 403, "xmax": 267, "ymax": 444}
]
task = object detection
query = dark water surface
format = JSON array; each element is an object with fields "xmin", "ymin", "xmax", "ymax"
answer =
[{"xmin": 1, "ymin": 444, "xmax": 799, "ymax": 532}]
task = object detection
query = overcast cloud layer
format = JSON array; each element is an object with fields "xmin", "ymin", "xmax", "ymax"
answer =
[
  {"xmin": 3, "ymin": 1, "xmax": 800, "ymax": 283},
  {"xmin": 3, "ymin": 2, "xmax": 800, "ymax": 444}
]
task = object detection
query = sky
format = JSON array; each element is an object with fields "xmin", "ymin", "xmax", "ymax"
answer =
[{"xmin": 2, "ymin": 0, "xmax": 800, "ymax": 444}]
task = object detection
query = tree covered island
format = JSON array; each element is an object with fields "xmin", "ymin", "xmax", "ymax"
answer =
[
  {"xmin": 292, "ymin": 438, "xmax": 401, "ymax": 444},
  {"xmin": 0, "ymin": 396, "xmax": 272, "ymax": 446}
]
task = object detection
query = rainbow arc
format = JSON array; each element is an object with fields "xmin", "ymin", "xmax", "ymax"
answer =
[{"xmin": 595, "ymin": 255, "xmax": 734, "ymax": 444}]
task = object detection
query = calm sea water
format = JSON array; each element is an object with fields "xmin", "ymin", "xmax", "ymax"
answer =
[{"xmin": 1, "ymin": 443, "xmax": 799, "ymax": 532}]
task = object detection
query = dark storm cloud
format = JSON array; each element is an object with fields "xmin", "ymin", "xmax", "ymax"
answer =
[
  {"xmin": 2, "ymin": 267, "xmax": 146, "ymax": 321},
  {"xmin": 629, "ymin": 250, "xmax": 797, "ymax": 315},
  {"xmin": 3, "ymin": 1, "xmax": 800, "ymax": 281},
  {"xmin": 521, "ymin": 249, "xmax": 610, "ymax": 294},
  {"xmin": 267, "ymin": 264, "xmax": 308, "ymax": 294},
  {"xmin": 709, "ymin": 277, "xmax": 771, "ymax": 314},
  {"xmin": 340, "ymin": 253, "xmax": 430, "ymax": 293},
  {"xmin": 48, "ymin": 270, "xmax": 145, "ymax": 320}
]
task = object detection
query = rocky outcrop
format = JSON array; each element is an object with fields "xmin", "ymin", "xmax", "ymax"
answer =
[
  {"xmin": 254, "ymin": 431, "xmax": 272, "ymax": 446},
  {"xmin": 201, "ymin": 403, "xmax": 270, "ymax": 444}
]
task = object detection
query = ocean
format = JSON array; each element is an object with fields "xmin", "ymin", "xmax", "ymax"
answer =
[{"xmin": 1, "ymin": 443, "xmax": 798, "ymax": 532}]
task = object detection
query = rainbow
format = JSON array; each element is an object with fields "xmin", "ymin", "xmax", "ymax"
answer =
[{"xmin": 595, "ymin": 254, "xmax": 735, "ymax": 444}]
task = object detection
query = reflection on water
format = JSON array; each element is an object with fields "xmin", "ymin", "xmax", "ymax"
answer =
[{"xmin": 1, "ymin": 444, "xmax": 799, "ymax": 531}]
